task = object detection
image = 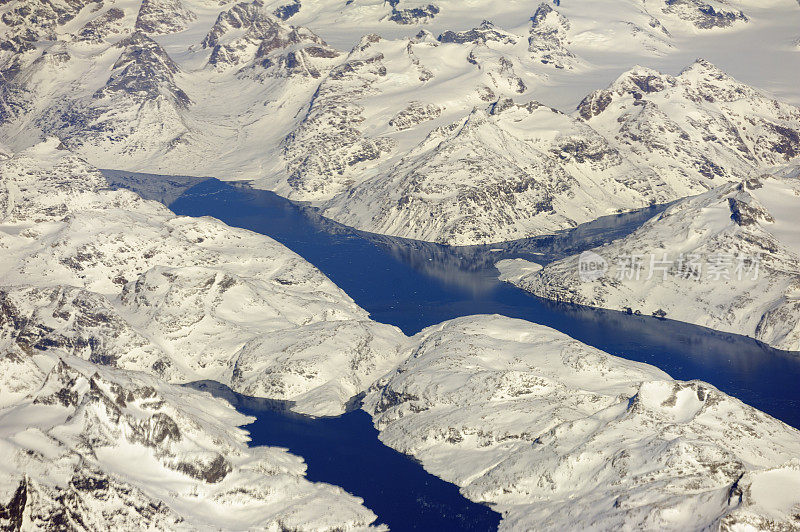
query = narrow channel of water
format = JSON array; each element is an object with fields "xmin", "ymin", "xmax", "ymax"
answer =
[
  {"xmin": 107, "ymin": 170, "xmax": 800, "ymax": 531},
  {"xmin": 186, "ymin": 381, "xmax": 502, "ymax": 531},
  {"xmin": 158, "ymin": 177, "xmax": 800, "ymax": 429}
]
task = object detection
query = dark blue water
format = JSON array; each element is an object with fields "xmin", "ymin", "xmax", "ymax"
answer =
[
  {"xmin": 108, "ymin": 171, "xmax": 800, "ymax": 531},
  {"xmin": 165, "ymin": 178, "xmax": 800, "ymax": 428},
  {"xmin": 186, "ymin": 382, "xmax": 501, "ymax": 530}
]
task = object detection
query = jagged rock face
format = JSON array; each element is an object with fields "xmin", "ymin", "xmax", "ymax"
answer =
[
  {"xmin": 273, "ymin": 0, "xmax": 300, "ymax": 20},
  {"xmin": 280, "ymin": 35, "xmax": 396, "ymax": 200},
  {"xmin": 202, "ymin": 0, "xmax": 339, "ymax": 77},
  {"xmin": 437, "ymin": 20, "xmax": 517, "ymax": 45},
  {"xmin": 364, "ymin": 315, "xmax": 800, "ymax": 531},
  {"xmin": 497, "ymin": 173, "xmax": 800, "ymax": 351},
  {"xmin": 134, "ymin": 0, "xmax": 197, "ymax": 35},
  {"xmin": 0, "ymin": 468, "xmax": 185, "ymax": 531},
  {"xmin": 102, "ymin": 32, "xmax": 190, "ymax": 106},
  {"xmin": 36, "ymin": 32, "xmax": 191, "ymax": 160},
  {"xmin": 0, "ymin": 140, "xmax": 407, "ymax": 414},
  {"xmin": 386, "ymin": 2, "xmax": 440, "ymax": 25},
  {"xmin": 0, "ymin": 0, "xmax": 102, "ymax": 53},
  {"xmin": 659, "ymin": 0, "xmax": 748, "ymax": 29},
  {"xmin": 0, "ymin": 354, "xmax": 379, "ymax": 530},
  {"xmin": 528, "ymin": 2, "xmax": 576, "ymax": 69},
  {"xmin": 217, "ymin": 22, "xmax": 539, "ymax": 205},
  {"xmin": 577, "ymin": 60, "xmax": 800, "ymax": 198},
  {"xmin": 0, "ymin": 285, "xmax": 181, "ymax": 380},
  {"xmin": 389, "ymin": 101, "xmax": 442, "ymax": 131},
  {"xmin": 322, "ymin": 99, "xmax": 659, "ymax": 245},
  {"xmin": 73, "ymin": 7, "xmax": 127, "ymax": 43}
]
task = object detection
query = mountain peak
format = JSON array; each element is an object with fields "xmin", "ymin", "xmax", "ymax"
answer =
[{"xmin": 680, "ymin": 57, "xmax": 727, "ymax": 77}]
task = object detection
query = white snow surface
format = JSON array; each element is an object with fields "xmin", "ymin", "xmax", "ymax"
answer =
[
  {"xmin": 497, "ymin": 173, "xmax": 800, "ymax": 351},
  {"xmin": 0, "ymin": 139, "xmax": 408, "ymax": 416},
  {"xmin": 0, "ymin": 347, "xmax": 380, "ymax": 530},
  {"xmin": 2, "ymin": 0, "xmax": 800, "ymax": 244},
  {"xmin": 364, "ymin": 314, "xmax": 800, "ymax": 530}
]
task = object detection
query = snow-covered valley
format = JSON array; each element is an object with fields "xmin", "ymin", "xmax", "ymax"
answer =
[
  {"xmin": 3, "ymin": 0, "xmax": 800, "ymax": 529},
  {"xmin": 2, "ymin": 0, "xmax": 800, "ymax": 245},
  {"xmin": 1, "ymin": 141, "xmax": 799, "ymax": 529}
]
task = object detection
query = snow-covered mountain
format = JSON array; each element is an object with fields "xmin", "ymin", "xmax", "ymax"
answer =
[
  {"xmin": 3, "ymin": 142, "xmax": 800, "ymax": 529},
  {"xmin": 0, "ymin": 139, "xmax": 393, "ymax": 526},
  {"xmin": 0, "ymin": 350, "xmax": 379, "ymax": 530},
  {"xmin": 2, "ymin": 0, "xmax": 799, "ymax": 244},
  {"xmin": 364, "ymin": 315, "xmax": 800, "ymax": 530},
  {"xmin": 577, "ymin": 60, "xmax": 800, "ymax": 199},
  {"xmin": 497, "ymin": 171, "xmax": 800, "ymax": 351},
  {"xmin": 0, "ymin": 139, "xmax": 407, "ymax": 416},
  {"xmin": 320, "ymin": 97, "xmax": 659, "ymax": 244}
]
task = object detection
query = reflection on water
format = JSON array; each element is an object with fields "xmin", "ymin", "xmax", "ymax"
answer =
[
  {"xmin": 357, "ymin": 205, "xmax": 668, "ymax": 294},
  {"xmin": 103, "ymin": 169, "xmax": 210, "ymax": 206},
  {"xmin": 104, "ymin": 169, "xmax": 667, "ymax": 295},
  {"xmin": 185, "ymin": 381, "xmax": 502, "ymax": 531},
  {"xmin": 107, "ymin": 171, "xmax": 800, "ymax": 430}
]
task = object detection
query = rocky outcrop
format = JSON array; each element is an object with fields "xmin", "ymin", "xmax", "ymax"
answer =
[
  {"xmin": 0, "ymin": 353, "xmax": 379, "ymax": 530},
  {"xmin": 389, "ymin": 101, "xmax": 442, "ymax": 131},
  {"xmin": 202, "ymin": 0, "xmax": 339, "ymax": 76},
  {"xmin": 386, "ymin": 2, "xmax": 440, "ymax": 25},
  {"xmin": 134, "ymin": 0, "xmax": 196, "ymax": 35},
  {"xmin": 497, "ymin": 173, "xmax": 800, "ymax": 351},
  {"xmin": 438, "ymin": 20, "xmax": 518, "ymax": 45},
  {"xmin": 365, "ymin": 315, "xmax": 800, "ymax": 530},
  {"xmin": 528, "ymin": 3, "xmax": 576, "ymax": 69},
  {"xmin": 659, "ymin": 0, "xmax": 748, "ymax": 29},
  {"xmin": 0, "ymin": 140, "xmax": 408, "ymax": 415}
]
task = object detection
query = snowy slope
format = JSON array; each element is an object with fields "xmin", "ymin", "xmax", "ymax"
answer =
[
  {"xmin": 321, "ymin": 98, "xmax": 659, "ymax": 245},
  {"xmin": 0, "ymin": 139, "xmax": 407, "ymax": 415},
  {"xmin": 3, "ymin": 143, "xmax": 800, "ymax": 530},
  {"xmin": 578, "ymin": 59, "xmax": 800, "ymax": 198},
  {"xmin": 2, "ymin": 0, "xmax": 799, "ymax": 244},
  {"xmin": 0, "ymin": 347, "xmax": 379, "ymax": 530},
  {"xmin": 497, "ymin": 172, "xmax": 800, "ymax": 351},
  {"xmin": 364, "ymin": 315, "xmax": 800, "ymax": 530}
]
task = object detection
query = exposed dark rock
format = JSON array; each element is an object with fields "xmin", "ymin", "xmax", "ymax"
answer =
[
  {"xmin": 33, "ymin": 359, "xmax": 82, "ymax": 407},
  {"xmin": 273, "ymin": 0, "xmax": 300, "ymax": 20},
  {"xmin": 389, "ymin": 102, "xmax": 441, "ymax": 131},
  {"xmin": 728, "ymin": 196, "xmax": 774, "ymax": 226},
  {"xmin": 577, "ymin": 90, "xmax": 613, "ymax": 120},
  {"xmin": 437, "ymin": 21, "xmax": 516, "ymax": 45},
  {"xmin": 529, "ymin": 3, "xmax": 575, "ymax": 69},
  {"xmin": 663, "ymin": 0, "xmax": 748, "ymax": 29},
  {"xmin": 0, "ymin": 478, "xmax": 27, "ymax": 531},
  {"xmin": 74, "ymin": 7, "xmax": 125, "ymax": 42},
  {"xmin": 135, "ymin": 0, "xmax": 196, "ymax": 35},
  {"xmin": 388, "ymin": 3, "xmax": 439, "ymax": 25},
  {"xmin": 174, "ymin": 454, "xmax": 231, "ymax": 483},
  {"xmin": 771, "ymin": 124, "xmax": 800, "ymax": 159},
  {"xmin": 99, "ymin": 32, "xmax": 190, "ymax": 107}
]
